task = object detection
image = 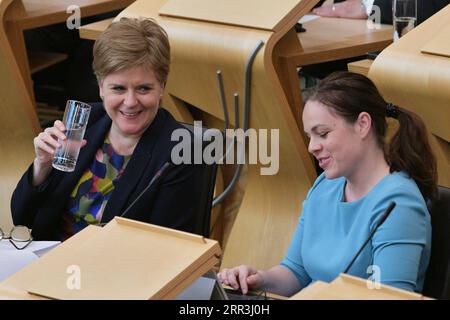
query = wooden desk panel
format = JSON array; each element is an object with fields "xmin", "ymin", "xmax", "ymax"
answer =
[
  {"xmin": 369, "ymin": 4, "xmax": 450, "ymax": 187},
  {"xmin": 78, "ymin": 9, "xmax": 393, "ymax": 270},
  {"xmin": 293, "ymin": 18, "xmax": 392, "ymax": 65},
  {"xmin": 159, "ymin": 0, "xmax": 302, "ymax": 31},
  {"xmin": 3, "ymin": 0, "xmax": 135, "ymax": 110},
  {"xmin": 7, "ymin": 0, "xmax": 135, "ymax": 30},
  {"xmin": 274, "ymin": 17, "xmax": 392, "ymax": 130}
]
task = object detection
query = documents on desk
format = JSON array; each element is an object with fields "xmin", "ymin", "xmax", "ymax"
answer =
[
  {"xmin": 299, "ymin": 14, "xmax": 320, "ymax": 24},
  {"xmin": 0, "ymin": 217, "xmax": 221, "ymax": 300},
  {"xmin": 0, "ymin": 240, "xmax": 60, "ymax": 282}
]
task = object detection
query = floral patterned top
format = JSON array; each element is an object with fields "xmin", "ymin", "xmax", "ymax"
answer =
[{"xmin": 60, "ymin": 138, "xmax": 131, "ymax": 241}]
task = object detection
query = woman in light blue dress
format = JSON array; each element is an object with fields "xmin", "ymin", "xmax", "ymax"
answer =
[{"xmin": 218, "ymin": 71, "xmax": 437, "ymax": 296}]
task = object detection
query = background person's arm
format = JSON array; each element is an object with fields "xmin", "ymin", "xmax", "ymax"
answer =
[{"xmin": 312, "ymin": 0, "xmax": 372, "ymax": 19}]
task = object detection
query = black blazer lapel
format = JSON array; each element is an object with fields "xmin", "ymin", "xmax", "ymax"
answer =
[{"xmin": 100, "ymin": 108, "xmax": 168, "ymax": 223}]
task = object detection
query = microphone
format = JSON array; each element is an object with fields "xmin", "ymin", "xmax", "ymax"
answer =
[
  {"xmin": 99, "ymin": 161, "xmax": 172, "ymax": 226},
  {"xmin": 343, "ymin": 201, "xmax": 396, "ymax": 274}
]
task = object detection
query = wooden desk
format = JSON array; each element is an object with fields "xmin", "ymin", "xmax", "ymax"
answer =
[
  {"xmin": 78, "ymin": 1, "xmax": 393, "ymax": 270},
  {"xmin": 369, "ymin": 4, "xmax": 450, "ymax": 187},
  {"xmin": 291, "ymin": 274, "xmax": 429, "ymax": 300},
  {"xmin": 81, "ymin": 17, "xmax": 392, "ymax": 130},
  {"xmin": 278, "ymin": 18, "xmax": 392, "ymax": 127},
  {"xmin": 348, "ymin": 59, "xmax": 373, "ymax": 76},
  {"xmin": 3, "ymin": 0, "xmax": 135, "ymax": 103}
]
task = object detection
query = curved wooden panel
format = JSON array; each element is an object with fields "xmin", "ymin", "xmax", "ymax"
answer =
[
  {"xmin": 0, "ymin": 0, "xmax": 39, "ymax": 230},
  {"xmin": 118, "ymin": 0, "xmax": 318, "ymax": 269},
  {"xmin": 369, "ymin": 5, "xmax": 450, "ymax": 187}
]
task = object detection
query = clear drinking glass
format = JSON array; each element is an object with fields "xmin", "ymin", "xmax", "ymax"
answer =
[
  {"xmin": 52, "ymin": 100, "xmax": 91, "ymax": 172},
  {"xmin": 393, "ymin": 0, "xmax": 417, "ymax": 41}
]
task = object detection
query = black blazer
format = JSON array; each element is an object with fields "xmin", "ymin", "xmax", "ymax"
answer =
[{"xmin": 11, "ymin": 104, "xmax": 209, "ymax": 240}]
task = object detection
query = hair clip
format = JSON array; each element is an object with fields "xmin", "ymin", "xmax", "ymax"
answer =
[{"xmin": 386, "ymin": 103, "xmax": 399, "ymax": 119}]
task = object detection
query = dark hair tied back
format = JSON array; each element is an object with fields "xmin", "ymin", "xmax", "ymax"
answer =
[{"xmin": 308, "ymin": 71, "xmax": 437, "ymax": 200}]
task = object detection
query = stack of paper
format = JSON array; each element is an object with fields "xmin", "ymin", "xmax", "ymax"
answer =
[{"xmin": 0, "ymin": 217, "xmax": 221, "ymax": 299}]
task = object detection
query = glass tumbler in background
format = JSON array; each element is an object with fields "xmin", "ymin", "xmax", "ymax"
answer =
[
  {"xmin": 393, "ymin": 0, "xmax": 417, "ymax": 41},
  {"xmin": 52, "ymin": 100, "xmax": 91, "ymax": 172}
]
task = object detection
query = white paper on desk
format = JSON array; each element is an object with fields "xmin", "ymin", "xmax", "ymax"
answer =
[
  {"xmin": 0, "ymin": 240, "xmax": 60, "ymax": 282},
  {"xmin": 0, "ymin": 240, "xmax": 60, "ymax": 256},
  {"xmin": 0, "ymin": 251, "xmax": 38, "ymax": 282},
  {"xmin": 299, "ymin": 14, "xmax": 320, "ymax": 24},
  {"xmin": 32, "ymin": 242, "xmax": 60, "ymax": 257}
]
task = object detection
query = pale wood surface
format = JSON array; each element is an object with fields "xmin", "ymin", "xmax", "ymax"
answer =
[
  {"xmin": 5, "ymin": 0, "xmax": 135, "ymax": 29},
  {"xmin": 28, "ymin": 51, "xmax": 68, "ymax": 74},
  {"xmin": 421, "ymin": 24, "xmax": 450, "ymax": 57},
  {"xmin": 2, "ymin": 0, "xmax": 135, "ymax": 103},
  {"xmin": 294, "ymin": 17, "xmax": 392, "ymax": 64},
  {"xmin": 0, "ymin": 0, "xmax": 39, "ymax": 231},
  {"xmin": 0, "ymin": 224, "xmax": 101, "ymax": 300},
  {"xmin": 369, "ymin": 4, "xmax": 450, "ymax": 187},
  {"xmin": 24, "ymin": 218, "xmax": 220, "ymax": 300},
  {"xmin": 291, "ymin": 274, "xmax": 428, "ymax": 300},
  {"xmin": 348, "ymin": 58, "xmax": 373, "ymax": 76},
  {"xmin": 159, "ymin": 0, "xmax": 313, "ymax": 31},
  {"xmin": 79, "ymin": 16, "xmax": 114, "ymax": 40},
  {"xmin": 112, "ymin": 0, "xmax": 319, "ymax": 270},
  {"xmin": 78, "ymin": 0, "xmax": 393, "ymax": 270}
]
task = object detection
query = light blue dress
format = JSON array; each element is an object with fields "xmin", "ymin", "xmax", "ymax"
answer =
[{"xmin": 281, "ymin": 171, "xmax": 431, "ymax": 292}]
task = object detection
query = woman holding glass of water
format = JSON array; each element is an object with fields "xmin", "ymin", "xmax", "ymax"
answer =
[{"xmin": 11, "ymin": 18, "xmax": 209, "ymax": 241}]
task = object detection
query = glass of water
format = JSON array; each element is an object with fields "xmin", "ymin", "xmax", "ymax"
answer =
[
  {"xmin": 393, "ymin": 0, "xmax": 417, "ymax": 41},
  {"xmin": 52, "ymin": 100, "xmax": 91, "ymax": 172}
]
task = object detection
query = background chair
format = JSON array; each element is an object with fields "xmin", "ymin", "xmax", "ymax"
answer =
[
  {"xmin": 422, "ymin": 186, "xmax": 450, "ymax": 299},
  {"xmin": 180, "ymin": 122, "xmax": 219, "ymax": 238}
]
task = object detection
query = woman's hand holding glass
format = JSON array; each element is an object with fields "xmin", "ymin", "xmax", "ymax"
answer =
[
  {"xmin": 33, "ymin": 120, "xmax": 67, "ymax": 166},
  {"xmin": 32, "ymin": 120, "xmax": 86, "ymax": 185},
  {"xmin": 218, "ymin": 265, "xmax": 265, "ymax": 294}
]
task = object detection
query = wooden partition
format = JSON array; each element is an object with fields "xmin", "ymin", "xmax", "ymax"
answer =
[
  {"xmin": 0, "ymin": 0, "xmax": 39, "ymax": 230},
  {"xmin": 78, "ymin": 0, "xmax": 392, "ymax": 269},
  {"xmin": 369, "ymin": 5, "xmax": 450, "ymax": 187},
  {"xmin": 112, "ymin": 0, "xmax": 319, "ymax": 269},
  {"xmin": 291, "ymin": 274, "xmax": 430, "ymax": 300}
]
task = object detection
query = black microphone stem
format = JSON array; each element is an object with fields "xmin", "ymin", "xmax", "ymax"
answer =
[
  {"xmin": 119, "ymin": 162, "xmax": 171, "ymax": 219},
  {"xmin": 99, "ymin": 162, "xmax": 172, "ymax": 227}
]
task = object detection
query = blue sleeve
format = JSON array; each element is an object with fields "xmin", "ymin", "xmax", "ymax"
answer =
[
  {"xmin": 280, "ymin": 174, "xmax": 327, "ymax": 288},
  {"xmin": 280, "ymin": 201, "xmax": 312, "ymax": 289},
  {"xmin": 371, "ymin": 189, "xmax": 431, "ymax": 292}
]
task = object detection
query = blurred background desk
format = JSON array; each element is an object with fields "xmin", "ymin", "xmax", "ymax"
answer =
[
  {"xmin": 78, "ymin": 1, "xmax": 393, "ymax": 270},
  {"xmin": 3, "ymin": 0, "xmax": 135, "ymax": 125},
  {"xmin": 279, "ymin": 16, "xmax": 392, "ymax": 129}
]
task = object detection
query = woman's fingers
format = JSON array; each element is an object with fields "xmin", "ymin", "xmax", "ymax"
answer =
[
  {"xmin": 33, "ymin": 125, "xmax": 68, "ymax": 163},
  {"xmin": 34, "ymin": 136, "xmax": 56, "ymax": 156},
  {"xmin": 238, "ymin": 265, "xmax": 252, "ymax": 294},
  {"xmin": 39, "ymin": 129, "xmax": 61, "ymax": 149},
  {"xmin": 54, "ymin": 120, "xmax": 66, "ymax": 132},
  {"xmin": 227, "ymin": 268, "xmax": 241, "ymax": 290},
  {"xmin": 218, "ymin": 269, "xmax": 228, "ymax": 284},
  {"xmin": 44, "ymin": 125, "xmax": 66, "ymax": 142}
]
